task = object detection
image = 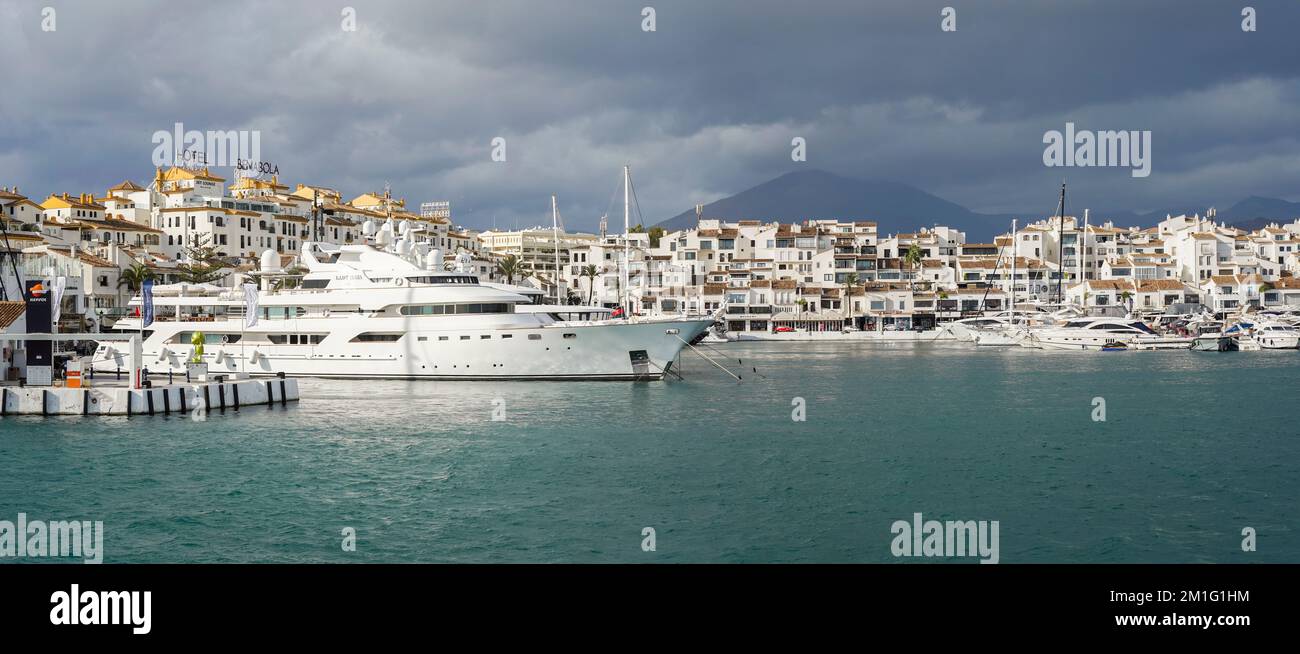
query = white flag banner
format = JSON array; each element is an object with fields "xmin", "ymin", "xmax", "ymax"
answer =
[
  {"xmin": 242, "ymin": 283, "xmax": 259, "ymax": 328},
  {"xmin": 51, "ymin": 276, "xmax": 67, "ymax": 324}
]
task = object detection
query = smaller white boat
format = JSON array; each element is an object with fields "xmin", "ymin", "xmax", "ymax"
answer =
[
  {"xmin": 1191, "ymin": 335, "xmax": 1236, "ymax": 352},
  {"xmin": 1130, "ymin": 334, "xmax": 1194, "ymax": 350},
  {"xmin": 1252, "ymin": 322, "xmax": 1300, "ymax": 349},
  {"xmin": 970, "ymin": 325, "xmax": 1028, "ymax": 346}
]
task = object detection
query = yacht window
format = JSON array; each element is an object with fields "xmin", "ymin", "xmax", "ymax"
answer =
[
  {"xmin": 400, "ymin": 303, "xmax": 510, "ymax": 316},
  {"xmin": 460, "ymin": 335, "xmax": 471, "ymax": 340},
  {"xmin": 563, "ymin": 333, "xmax": 576, "ymax": 339},
  {"xmin": 528, "ymin": 334, "xmax": 542, "ymax": 340},
  {"xmin": 480, "ymin": 335, "xmax": 491, "ymax": 339},
  {"xmin": 301, "ymin": 279, "xmax": 329, "ymax": 289},
  {"xmin": 174, "ymin": 332, "xmax": 240, "ymax": 344},
  {"xmin": 438, "ymin": 336, "xmax": 449, "ymax": 341},
  {"xmin": 502, "ymin": 334, "xmax": 512, "ymax": 339},
  {"xmin": 351, "ymin": 333, "xmax": 403, "ymax": 343},
  {"xmin": 403, "ymin": 275, "xmax": 479, "ymax": 285}
]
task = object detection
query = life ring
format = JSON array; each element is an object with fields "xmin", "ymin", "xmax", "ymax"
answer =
[
  {"xmin": 221, "ymin": 334, "xmax": 230, "ymax": 344},
  {"xmin": 394, "ymin": 277, "xmax": 406, "ymax": 287}
]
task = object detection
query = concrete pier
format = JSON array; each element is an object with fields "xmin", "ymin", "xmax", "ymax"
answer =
[{"xmin": 0, "ymin": 378, "xmax": 300, "ymax": 416}]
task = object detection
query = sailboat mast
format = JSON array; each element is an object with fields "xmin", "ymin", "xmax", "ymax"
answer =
[
  {"xmin": 552, "ymin": 194, "xmax": 560, "ymax": 305},
  {"xmin": 1010, "ymin": 218, "xmax": 1017, "ymax": 312},
  {"xmin": 1081, "ymin": 208, "xmax": 1089, "ymax": 283},
  {"xmin": 1056, "ymin": 183, "xmax": 1066, "ymax": 302},
  {"xmin": 623, "ymin": 165, "xmax": 631, "ymax": 317}
]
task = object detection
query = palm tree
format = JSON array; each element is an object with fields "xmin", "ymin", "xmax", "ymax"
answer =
[
  {"xmin": 495, "ymin": 254, "xmax": 524, "ymax": 285},
  {"xmin": 580, "ymin": 264, "xmax": 599, "ymax": 305},
  {"xmin": 843, "ymin": 272, "xmax": 860, "ymax": 329},
  {"xmin": 273, "ymin": 265, "xmax": 309, "ymax": 291},
  {"xmin": 796, "ymin": 297, "xmax": 808, "ymax": 331},
  {"xmin": 116, "ymin": 263, "xmax": 154, "ymax": 305},
  {"xmin": 117, "ymin": 262, "xmax": 154, "ymax": 293},
  {"xmin": 904, "ymin": 243, "xmax": 924, "ymax": 291}
]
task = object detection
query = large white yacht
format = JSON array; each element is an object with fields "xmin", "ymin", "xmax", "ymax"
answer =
[
  {"xmin": 97, "ymin": 241, "xmax": 711, "ymax": 380},
  {"xmin": 1025, "ymin": 317, "xmax": 1157, "ymax": 350}
]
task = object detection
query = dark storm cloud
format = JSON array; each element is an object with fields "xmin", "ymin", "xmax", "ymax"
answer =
[{"xmin": 1, "ymin": 0, "xmax": 1297, "ymax": 230}]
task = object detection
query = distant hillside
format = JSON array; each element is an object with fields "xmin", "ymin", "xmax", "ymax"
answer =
[
  {"xmin": 656, "ymin": 170, "xmax": 1300, "ymax": 241},
  {"xmin": 1221, "ymin": 196, "xmax": 1300, "ymax": 231},
  {"xmin": 656, "ymin": 170, "xmax": 1015, "ymax": 242}
]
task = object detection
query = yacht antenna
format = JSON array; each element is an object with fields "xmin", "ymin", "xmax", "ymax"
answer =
[{"xmin": 312, "ymin": 193, "xmax": 322, "ymax": 244}]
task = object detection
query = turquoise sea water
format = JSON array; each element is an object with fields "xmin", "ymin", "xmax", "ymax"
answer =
[{"xmin": 1, "ymin": 342, "xmax": 1296, "ymax": 563}]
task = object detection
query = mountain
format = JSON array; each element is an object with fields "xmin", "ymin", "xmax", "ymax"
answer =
[
  {"xmin": 655, "ymin": 170, "xmax": 1300, "ymax": 241},
  {"xmin": 1220, "ymin": 196, "xmax": 1300, "ymax": 231},
  {"xmin": 656, "ymin": 170, "xmax": 1014, "ymax": 242}
]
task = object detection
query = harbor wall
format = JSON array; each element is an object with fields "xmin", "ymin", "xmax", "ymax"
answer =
[{"xmin": 0, "ymin": 378, "xmax": 300, "ymax": 416}]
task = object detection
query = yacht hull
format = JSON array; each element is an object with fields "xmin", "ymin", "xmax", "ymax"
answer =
[
  {"xmin": 1028, "ymin": 334, "xmax": 1142, "ymax": 351},
  {"xmin": 96, "ymin": 318, "xmax": 713, "ymax": 381}
]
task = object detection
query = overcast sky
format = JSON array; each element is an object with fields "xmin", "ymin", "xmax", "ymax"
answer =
[{"xmin": 2, "ymin": 0, "xmax": 1298, "ymax": 231}]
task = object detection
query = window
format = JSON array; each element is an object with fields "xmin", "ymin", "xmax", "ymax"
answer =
[
  {"xmin": 460, "ymin": 335, "xmax": 471, "ymax": 340},
  {"xmin": 399, "ymin": 303, "xmax": 510, "ymax": 315},
  {"xmin": 563, "ymin": 333, "xmax": 576, "ymax": 339},
  {"xmin": 528, "ymin": 334, "xmax": 542, "ymax": 340},
  {"xmin": 350, "ymin": 333, "xmax": 403, "ymax": 342}
]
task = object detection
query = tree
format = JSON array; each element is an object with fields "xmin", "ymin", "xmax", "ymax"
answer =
[
  {"xmin": 495, "ymin": 254, "xmax": 524, "ymax": 285},
  {"xmin": 580, "ymin": 264, "xmax": 599, "ymax": 305},
  {"xmin": 904, "ymin": 243, "xmax": 924, "ymax": 291},
  {"xmin": 177, "ymin": 234, "xmax": 230, "ymax": 284},
  {"xmin": 628, "ymin": 224, "xmax": 646, "ymax": 234},
  {"xmin": 796, "ymin": 297, "xmax": 808, "ymax": 330},
  {"xmin": 843, "ymin": 272, "xmax": 861, "ymax": 329},
  {"xmin": 117, "ymin": 262, "xmax": 154, "ymax": 293},
  {"xmin": 273, "ymin": 264, "xmax": 309, "ymax": 291},
  {"xmin": 648, "ymin": 226, "xmax": 665, "ymax": 248}
]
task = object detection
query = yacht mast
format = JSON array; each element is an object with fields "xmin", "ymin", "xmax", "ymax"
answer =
[
  {"xmin": 623, "ymin": 165, "xmax": 631, "ymax": 317},
  {"xmin": 552, "ymin": 194, "xmax": 561, "ymax": 305}
]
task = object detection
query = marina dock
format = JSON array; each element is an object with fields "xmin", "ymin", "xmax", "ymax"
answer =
[{"xmin": 0, "ymin": 377, "xmax": 300, "ymax": 416}]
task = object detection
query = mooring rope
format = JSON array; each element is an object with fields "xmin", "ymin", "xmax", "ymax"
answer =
[{"xmin": 674, "ymin": 335, "xmax": 743, "ymax": 382}]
